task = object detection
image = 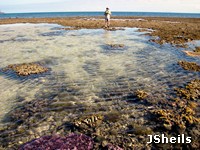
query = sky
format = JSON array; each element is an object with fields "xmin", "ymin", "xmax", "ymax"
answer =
[{"xmin": 0, "ymin": 0, "xmax": 200, "ymax": 13}]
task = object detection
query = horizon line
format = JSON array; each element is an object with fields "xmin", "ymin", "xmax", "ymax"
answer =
[{"xmin": 2, "ymin": 11, "xmax": 200, "ymax": 14}]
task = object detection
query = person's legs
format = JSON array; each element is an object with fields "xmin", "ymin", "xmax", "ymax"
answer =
[
  {"xmin": 107, "ymin": 20, "xmax": 110, "ymax": 28},
  {"xmin": 105, "ymin": 19, "xmax": 108, "ymax": 28}
]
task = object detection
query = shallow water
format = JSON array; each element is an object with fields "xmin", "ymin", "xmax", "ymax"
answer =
[{"xmin": 0, "ymin": 23, "xmax": 199, "ymax": 124}]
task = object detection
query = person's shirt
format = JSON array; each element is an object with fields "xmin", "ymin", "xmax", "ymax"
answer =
[{"xmin": 104, "ymin": 10, "xmax": 111, "ymax": 17}]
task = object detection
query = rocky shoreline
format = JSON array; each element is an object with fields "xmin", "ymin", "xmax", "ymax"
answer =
[{"xmin": 0, "ymin": 17, "xmax": 200, "ymax": 149}]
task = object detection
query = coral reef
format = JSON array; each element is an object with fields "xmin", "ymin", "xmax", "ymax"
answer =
[
  {"xmin": 74, "ymin": 114, "xmax": 104, "ymax": 130},
  {"xmin": 175, "ymin": 79, "xmax": 200, "ymax": 101},
  {"xmin": 105, "ymin": 111, "xmax": 121, "ymax": 123},
  {"xmin": 135, "ymin": 90, "xmax": 148, "ymax": 100},
  {"xmin": 19, "ymin": 133, "xmax": 94, "ymax": 150},
  {"xmin": 127, "ymin": 122, "xmax": 153, "ymax": 135},
  {"xmin": 62, "ymin": 27, "xmax": 81, "ymax": 30},
  {"xmin": 151, "ymin": 80, "xmax": 200, "ymax": 133},
  {"xmin": 106, "ymin": 44, "xmax": 125, "ymax": 49},
  {"xmin": 152, "ymin": 106, "xmax": 200, "ymax": 133},
  {"xmin": 0, "ymin": 16, "xmax": 200, "ymax": 149},
  {"xmin": 3, "ymin": 63, "xmax": 48, "ymax": 76},
  {"xmin": 106, "ymin": 44, "xmax": 126, "ymax": 50},
  {"xmin": 105, "ymin": 143, "xmax": 124, "ymax": 150},
  {"xmin": 194, "ymin": 47, "xmax": 200, "ymax": 53},
  {"xmin": 1, "ymin": 17, "xmax": 200, "ymax": 47},
  {"xmin": 178, "ymin": 61, "xmax": 200, "ymax": 72},
  {"xmin": 104, "ymin": 27, "xmax": 125, "ymax": 31}
]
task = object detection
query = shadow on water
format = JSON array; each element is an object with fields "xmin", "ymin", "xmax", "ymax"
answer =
[{"xmin": 39, "ymin": 31, "xmax": 65, "ymax": 37}]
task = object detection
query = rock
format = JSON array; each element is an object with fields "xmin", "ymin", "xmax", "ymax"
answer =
[
  {"xmin": 104, "ymin": 27, "xmax": 125, "ymax": 31},
  {"xmin": 4, "ymin": 63, "xmax": 48, "ymax": 76},
  {"xmin": 135, "ymin": 90, "xmax": 148, "ymax": 100},
  {"xmin": 106, "ymin": 44, "xmax": 125, "ymax": 50},
  {"xmin": 74, "ymin": 114, "xmax": 104, "ymax": 130},
  {"xmin": 102, "ymin": 140, "xmax": 108, "ymax": 147},
  {"xmin": 184, "ymin": 51, "xmax": 200, "ymax": 57},
  {"xmin": 178, "ymin": 61, "xmax": 200, "ymax": 72},
  {"xmin": 175, "ymin": 79, "xmax": 200, "ymax": 100},
  {"xmin": 63, "ymin": 27, "xmax": 81, "ymax": 30},
  {"xmin": 194, "ymin": 47, "xmax": 200, "ymax": 52}
]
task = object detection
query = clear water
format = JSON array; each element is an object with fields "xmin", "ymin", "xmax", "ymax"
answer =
[
  {"xmin": 0, "ymin": 12, "xmax": 200, "ymax": 19},
  {"xmin": 0, "ymin": 23, "xmax": 199, "ymax": 124}
]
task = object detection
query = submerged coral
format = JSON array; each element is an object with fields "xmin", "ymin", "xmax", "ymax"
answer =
[
  {"xmin": 74, "ymin": 114, "xmax": 104, "ymax": 130},
  {"xmin": 178, "ymin": 61, "xmax": 200, "ymax": 72},
  {"xmin": 152, "ymin": 91, "xmax": 200, "ymax": 133},
  {"xmin": 104, "ymin": 27, "xmax": 125, "ymax": 31},
  {"xmin": 106, "ymin": 44, "xmax": 125, "ymax": 49},
  {"xmin": 63, "ymin": 27, "xmax": 81, "ymax": 30},
  {"xmin": 127, "ymin": 122, "xmax": 153, "ymax": 135},
  {"xmin": 19, "ymin": 133, "xmax": 94, "ymax": 150},
  {"xmin": 194, "ymin": 47, "xmax": 200, "ymax": 53},
  {"xmin": 3, "ymin": 63, "xmax": 48, "ymax": 76},
  {"xmin": 105, "ymin": 111, "xmax": 121, "ymax": 123},
  {"xmin": 175, "ymin": 79, "xmax": 200, "ymax": 100},
  {"xmin": 135, "ymin": 90, "xmax": 148, "ymax": 100},
  {"xmin": 151, "ymin": 79, "xmax": 200, "ymax": 135}
]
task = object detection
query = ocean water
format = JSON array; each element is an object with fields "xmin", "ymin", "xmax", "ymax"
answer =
[
  {"xmin": 0, "ymin": 23, "xmax": 200, "ymax": 124},
  {"xmin": 0, "ymin": 12, "xmax": 200, "ymax": 19}
]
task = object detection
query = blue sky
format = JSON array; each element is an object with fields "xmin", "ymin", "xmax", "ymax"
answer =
[{"xmin": 0, "ymin": 0, "xmax": 200, "ymax": 13}]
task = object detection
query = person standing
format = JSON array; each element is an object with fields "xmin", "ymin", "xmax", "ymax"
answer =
[{"xmin": 104, "ymin": 7, "xmax": 111, "ymax": 28}]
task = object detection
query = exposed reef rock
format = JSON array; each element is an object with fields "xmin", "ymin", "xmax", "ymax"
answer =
[
  {"xmin": 152, "ymin": 107, "xmax": 200, "ymax": 132},
  {"xmin": 175, "ymin": 79, "xmax": 200, "ymax": 101},
  {"xmin": 3, "ymin": 63, "xmax": 48, "ymax": 76},
  {"xmin": 106, "ymin": 44, "xmax": 125, "ymax": 50},
  {"xmin": 184, "ymin": 51, "xmax": 200, "ymax": 57},
  {"xmin": 62, "ymin": 27, "xmax": 81, "ymax": 30},
  {"xmin": 137, "ymin": 28, "xmax": 152, "ymax": 33},
  {"xmin": 149, "ymin": 79, "xmax": 200, "ymax": 149},
  {"xmin": 104, "ymin": 27, "xmax": 125, "ymax": 31},
  {"xmin": 178, "ymin": 61, "xmax": 200, "ymax": 72},
  {"xmin": 74, "ymin": 114, "xmax": 104, "ymax": 130},
  {"xmin": 184, "ymin": 47, "xmax": 200, "ymax": 57},
  {"xmin": 194, "ymin": 47, "xmax": 200, "ymax": 53},
  {"xmin": 135, "ymin": 90, "xmax": 148, "ymax": 100},
  {"xmin": 1, "ymin": 17, "xmax": 200, "ymax": 47}
]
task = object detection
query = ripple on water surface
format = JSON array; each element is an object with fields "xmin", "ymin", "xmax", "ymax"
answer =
[{"xmin": 0, "ymin": 23, "xmax": 199, "ymax": 124}]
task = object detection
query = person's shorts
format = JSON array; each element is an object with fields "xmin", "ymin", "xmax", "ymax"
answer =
[{"xmin": 105, "ymin": 16, "xmax": 110, "ymax": 21}]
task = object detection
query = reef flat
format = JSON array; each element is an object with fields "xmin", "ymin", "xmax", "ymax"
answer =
[{"xmin": 0, "ymin": 17, "xmax": 200, "ymax": 149}]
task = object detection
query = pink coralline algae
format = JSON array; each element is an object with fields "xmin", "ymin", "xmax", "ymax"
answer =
[{"xmin": 19, "ymin": 133, "xmax": 94, "ymax": 150}]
